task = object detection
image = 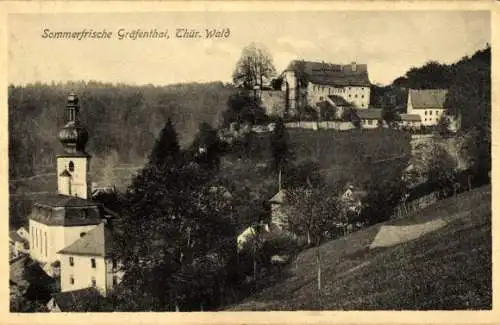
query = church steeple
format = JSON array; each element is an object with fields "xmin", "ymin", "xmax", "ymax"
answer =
[
  {"xmin": 58, "ymin": 93, "xmax": 89, "ymax": 154},
  {"xmin": 56, "ymin": 93, "xmax": 92, "ymax": 199}
]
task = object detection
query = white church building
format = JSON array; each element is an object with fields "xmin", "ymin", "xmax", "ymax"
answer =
[{"xmin": 27, "ymin": 93, "xmax": 121, "ymax": 301}]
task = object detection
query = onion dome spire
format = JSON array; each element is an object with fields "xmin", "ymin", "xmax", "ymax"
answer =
[{"xmin": 58, "ymin": 93, "xmax": 89, "ymax": 154}]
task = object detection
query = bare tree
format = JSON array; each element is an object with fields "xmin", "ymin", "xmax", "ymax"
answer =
[
  {"xmin": 285, "ymin": 185, "xmax": 341, "ymax": 293},
  {"xmin": 232, "ymin": 42, "xmax": 277, "ymax": 90}
]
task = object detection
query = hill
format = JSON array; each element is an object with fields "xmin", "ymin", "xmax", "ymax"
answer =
[
  {"xmin": 8, "ymin": 81, "xmax": 236, "ymax": 179},
  {"xmin": 228, "ymin": 185, "xmax": 491, "ymax": 310}
]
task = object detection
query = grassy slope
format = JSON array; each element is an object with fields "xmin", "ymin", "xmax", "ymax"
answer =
[{"xmin": 229, "ymin": 185, "xmax": 491, "ymax": 310}]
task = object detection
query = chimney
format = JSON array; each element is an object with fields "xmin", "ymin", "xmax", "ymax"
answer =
[{"xmin": 351, "ymin": 62, "xmax": 357, "ymax": 72}]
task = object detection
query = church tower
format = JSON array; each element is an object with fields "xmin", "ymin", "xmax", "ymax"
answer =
[{"xmin": 56, "ymin": 93, "xmax": 91, "ymax": 199}]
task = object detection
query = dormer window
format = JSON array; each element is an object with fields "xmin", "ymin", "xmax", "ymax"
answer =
[{"xmin": 69, "ymin": 161, "xmax": 74, "ymax": 172}]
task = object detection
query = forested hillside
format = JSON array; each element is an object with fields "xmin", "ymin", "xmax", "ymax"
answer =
[{"xmin": 8, "ymin": 81, "xmax": 235, "ymax": 179}]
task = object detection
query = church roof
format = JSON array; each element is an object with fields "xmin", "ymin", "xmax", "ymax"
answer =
[
  {"xmin": 31, "ymin": 194, "xmax": 103, "ymax": 226},
  {"xmin": 35, "ymin": 194, "xmax": 100, "ymax": 208},
  {"xmin": 58, "ymin": 223, "xmax": 114, "ymax": 257}
]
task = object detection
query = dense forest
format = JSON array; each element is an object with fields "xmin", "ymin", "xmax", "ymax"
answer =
[{"xmin": 8, "ymin": 81, "xmax": 236, "ymax": 179}]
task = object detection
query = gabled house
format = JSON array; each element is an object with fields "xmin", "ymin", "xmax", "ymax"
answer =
[
  {"xmin": 316, "ymin": 95, "xmax": 352, "ymax": 120},
  {"xmin": 57, "ymin": 222, "xmax": 122, "ymax": 297},
  {"xmin": 399, "ymin": 113, "xmax": 422, "ymax": 129},
  {"xmin": 353, "ymin": 108, "xmax": 383, "ymax": 129},
  {"xmin": 281, "ymin": 60, "xmax": 371, "ymax": 115},
  {"xmin": 407, "ymin": 89, "xmax": 448, "ymax": 126}
]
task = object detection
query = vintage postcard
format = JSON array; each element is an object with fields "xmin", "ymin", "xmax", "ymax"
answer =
[{"xmin": 1, "ymin": 0, "xmax": 498, "ymax": 324}]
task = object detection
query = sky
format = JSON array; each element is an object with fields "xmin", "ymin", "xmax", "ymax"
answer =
[{"xmin": 8, "ymin": 11, "xmax": 490, "ymax": 86}]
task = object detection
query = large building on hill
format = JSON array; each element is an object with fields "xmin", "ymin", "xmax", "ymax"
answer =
[
  {"xmin": 26, "ymin": 93, "xmax": 120, "ymax": 302},
  {"xmin": 280, "ymin": 60, "xmax": 371, "ymax": 116},
  {"xmin": 406, "ymin": 89, "xmax": 448, "ymax": 127}
]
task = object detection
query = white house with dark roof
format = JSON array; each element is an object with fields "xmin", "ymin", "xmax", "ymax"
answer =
[
  {"xmin": 399, "ymin": 113, "xmax": 422, "ymax": 129},
  {"xmin": 58, "ymin": 222, "xmax": 122, "ymax": 297},
  {"xmin": 354, "ymin": 108, "xmax": 383, "ymax": 129},
  {"xmin": 407, "ymin": 89, "xmax": 448, "ymax": 126},
  {"xmin": 281, "ymin": 60, "xmax": 371, "ymax": 115}
]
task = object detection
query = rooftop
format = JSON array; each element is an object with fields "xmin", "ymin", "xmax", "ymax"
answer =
[
  {"xmin": 409, "ymin": 89, "xmax": 448, "ymax": 109},
  {"xmin": 51, "ymin": 287, "xmax": 102, "ymax": 312},
  {"xmin": 327, "ymin": 95, "xmax": 351, "ymax": 106},
  {"xmin": 284, "ymin": 60, "xmax": 370, "ymax": 87},
  {"xmin": 34, "ymin": 194, "xmax": 100, "ymax": 208},
  {"xmin": 58, "ymin": 222, "xmax": 114, "ymax": 257},
  {"xmin": 355, "ymin": 108, "xmax": 383, "ymax": 120},
  {"xmin": 400, "ymin": 113, "xmax": 422, "ymax": 122}
]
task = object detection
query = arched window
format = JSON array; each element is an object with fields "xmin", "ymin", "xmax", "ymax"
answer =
[{"xmin": 69, "ymin": 161, "xmax": 75, "ymax": 172}]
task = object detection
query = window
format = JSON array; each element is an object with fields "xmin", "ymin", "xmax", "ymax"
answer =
[
  {"xmin": 112, "ymin": 276, "xmax": 118, "ymax": 286},
  {"xmin": 69, "ymin": 256, "xmax": 74, "ymax": 266},
  {"xmin": 425, "ymin": 111, "xmax": 428, "ymax": 115},
  {"xmin": 355, "ymin": 94, "xmax": 358, "ymax": 98},
  {"xmin": 112, "ymin": 258, "xmax": 117, "ymax": 270},
  {"xmin": 68, "ymin": 161, "xmax": 74, "ymax": 172},
  {"xmin": 79, "ymin": 210, "xmax": 87, "ymax": 219},
  {"xmin": 70, "ymin": 276, "xmax": 74, "ymax": 285},
  {"xmin": 430, "ymin": 111, "xmax": 433, "ymax": 115},
  {"xmin": 361, "ymin": 95, "xmax": 364, "ymax": 98},
  {"xmin": 348, "ymin": 94, "xmax": 351, "ymax": 98},
  {"xmin": 91, "ymin": 277, "xmax": 96, "ymax": 287},
  {"xmin": 319, "ymin": 96, "xmax": 323, "ymax": 100},
  {"xmin": 91, "ymin": 258, "xmax": 96, "ymax": 268},
  {"xmin": 436, "ymin": 110, "xmax": 439, "ymax": 115},
  {"xmin": 368, "ymin": 120, "xmax": 373, "ymax": 125},
  {"xmin": 80, "ymin": 232, "xmax": 86, "ymax": 237}
]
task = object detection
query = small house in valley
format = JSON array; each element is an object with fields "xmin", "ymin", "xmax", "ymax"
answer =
[
  {"xmin": 406, "ymin": 89, "xmax": 448, "ymax": 126},
  {"xmin": 399, "ymin": 113, "xmax": 422, "ymax": 129}
]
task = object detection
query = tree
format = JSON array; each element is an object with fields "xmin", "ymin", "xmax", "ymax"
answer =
[
  {"xmin": 444, "ymin": 46, "xmax": 491, "ymax": 181},
  {"xmin": 285, "ymin": 184, "xmax": 342, "ymax": 293},
  {"xmin": 148, "ymin": 118, "xmax": 181, "ymax": 169},
  {"xmin": 269, "ymin": 118, "xmax": 291, "ymax": 173},
  {"xmin": 437, "ymin": 115, "xmax": 451, "ymax": 137},
  {"xmin": 427, "ymin": 143, "xmax": 457, "ymax": 198},
  {"xmin": 232, "ymin": 42, "xmax": 277, "ymax": 90},
  {"xmin": 191, "ymin": 122, "xmax": 223, "ymax": 170}
]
